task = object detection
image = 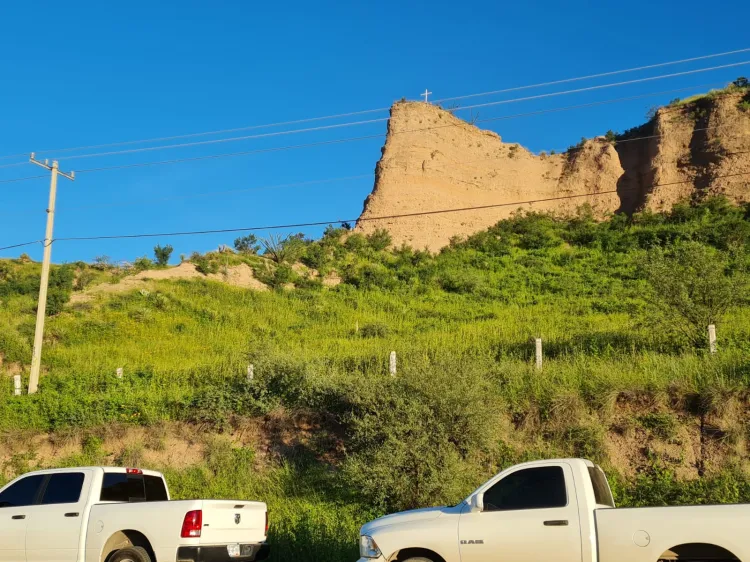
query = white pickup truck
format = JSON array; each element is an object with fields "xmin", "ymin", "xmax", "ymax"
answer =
[
  {"xmin": 0, "ymin": 466, "xmax": 269, "ymax": 562},
  {"xmin": 357, "ymin": 458, "xmax": 749, "ymax": 562}
]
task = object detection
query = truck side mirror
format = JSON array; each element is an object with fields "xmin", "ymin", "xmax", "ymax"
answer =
[{"xmin": 470, "ymin": 494, "xmax": 484, "ymax": 513}]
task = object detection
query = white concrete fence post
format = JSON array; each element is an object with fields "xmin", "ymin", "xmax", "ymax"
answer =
[
  {"xmin": 247, "ymin": 364, "xmax": 254, "ymax": 382},
  {"xmin": 708, "ymin": 324, "xmax": 717, "ymax": 354},
  {"xmin": 535, "ymin": 338, "xmax": 543, "ymax": 370},
  {"xmin": 116, "ymin": 367, "xmax": 124, "ymax": 379},
  {"xmin": 13, "ymin": 375, "xmax": 21, "ymax": 396},
  {"xmin": 389, "ymin": 351, "xmax": 397, "ymax": 377}
]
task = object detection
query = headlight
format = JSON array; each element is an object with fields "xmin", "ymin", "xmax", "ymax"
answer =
[{"xmin": 359, "ymin": 535, "xmax": 382, "ymax": 559}]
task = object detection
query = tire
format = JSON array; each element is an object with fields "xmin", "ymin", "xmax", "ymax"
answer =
[{"xmin": 109, "ymin": 546, "xmax": 152, "ymax": 562}]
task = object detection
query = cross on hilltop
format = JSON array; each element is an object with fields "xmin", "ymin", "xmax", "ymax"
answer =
[{"xmin": 420, "ymin": 89, "xmax": 432, "ymax": 103}]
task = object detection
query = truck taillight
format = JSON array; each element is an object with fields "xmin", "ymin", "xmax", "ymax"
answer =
[
  {"xmin": 181, "ymin": 510, "xmax": 202, "ymax": 538},
  {"xmin": 265, "ymin": 512, "xmax": 269, "ymax": 535},
  {"xmin": 126, "ymin": 468, "xmax": 143, "ymax": 475}
]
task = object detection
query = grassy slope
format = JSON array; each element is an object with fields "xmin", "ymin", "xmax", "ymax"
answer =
[{"xmin": 1, "ymin": 199, "xmax": 750, "ymax": 562}]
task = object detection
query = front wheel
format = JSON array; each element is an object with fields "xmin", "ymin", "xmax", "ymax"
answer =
[{"xmin": 109, "ymin": 546, "xmax": 152, "ymax": 562}]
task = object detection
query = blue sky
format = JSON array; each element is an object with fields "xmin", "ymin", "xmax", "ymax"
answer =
[{"xmin": 0, "ymin": 0, "xmax": 748, "ymax": 264}]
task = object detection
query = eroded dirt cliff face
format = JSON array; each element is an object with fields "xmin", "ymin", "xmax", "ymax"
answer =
[
  {"xmin": 617, "ymin": 93, "xmax": 750, "ymax": 214},
  {"xmin": 356, "ymin": 95, "xmax": 750, "ymax": 250}
]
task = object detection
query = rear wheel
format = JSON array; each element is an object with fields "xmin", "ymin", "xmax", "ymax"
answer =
[{"xmin": 109, "ymin": 546, "xmax": 152, "ymax": 562}]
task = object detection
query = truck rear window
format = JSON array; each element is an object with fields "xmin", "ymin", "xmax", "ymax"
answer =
[
  {"xmin": 101, "ymin": 473, "xmax": 167, "ymax": 502},
  {"xmin": 587, "ymin": 466, "xmax": 615, "ymax": 507}
]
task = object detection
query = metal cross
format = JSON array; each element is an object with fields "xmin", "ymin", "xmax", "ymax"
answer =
[{"xmin": 421, "ymin": 89, "xmax": 432, "ymax": 103}]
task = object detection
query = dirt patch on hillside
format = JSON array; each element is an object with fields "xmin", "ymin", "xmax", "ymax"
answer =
[
  {"xmin": 0, "ymin": 353, "xmax": 22, "ymax": 377},
  {"xmin": 71, "ymin": 262, "xmax": 268, "ymax": 303}
]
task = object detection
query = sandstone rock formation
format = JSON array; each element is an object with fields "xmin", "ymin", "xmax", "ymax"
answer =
[{"xmin": 356, "ymin": 93, "xmax": 750, "ymax": 250}]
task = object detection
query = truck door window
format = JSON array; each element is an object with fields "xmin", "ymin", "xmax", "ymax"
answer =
[
  {"xmin": 483, "ymin": 466, "xmax": 567, "ymax": 511},
  {"xmin": 0, "ymin": 475, "xmax": 45, "ymax": 508},
  {"xmin": 41, "ymin": 473, "xmax": 85, "ymax": 505}
]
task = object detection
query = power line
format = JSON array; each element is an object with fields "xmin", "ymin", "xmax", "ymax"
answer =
[
  {"xmin": 2, "ymin": 135, "xmax": 747, "ymax": 218},
  {"xmin": 38, "ymin": 62, "xmax": 750, "ymax": 163},
  {"xmin": 60, "ymin": 117, "xmax": 389, "ymax": 161},
  {"xmin": 72, "ymin": 134, "xmax": 385, "ymax": 173},
  {"xmin": 47, "ymin": 174, "xmax": 374, "ymax": 213},
  {"xmin": 0, "ymin": 240, "xmax": 43, "ymax": 252},
  {"xmin": 0, "ymin": 161, "xmax": 30, "ymax": 170},
  {"xmin": 434, "ymin": 48, "xmax": 750, "ymax": 104},
  {"xmin": 31, "ymin": 82, "xmax": 747, "ymax": 177},
  {"xmin": 439, "ymin": 61, "xmax": 750, "ymax": 114},
  {"xmin": 0, "ymin": 174, "xmax": 48, "ymax": 184},
  {"xmin": 2, "ymin": 169, "xmax": 747, "ymax": 253},
  {"xmin": 0, "ymin": 81, "xmax": 736, "ymax": 186},
  {"xmin": 1, "ymin": 103, "xmax": 746, "ymax": 219},
  {"xmin": 1, "ymin": 47, "xmax": 747, "ymax": 163}
]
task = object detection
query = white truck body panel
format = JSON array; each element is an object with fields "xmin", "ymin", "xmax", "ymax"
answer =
[
  {"xmin": 0, "ymin": 467, "xmax": 268, "ymax": 562},
  {"xmin": 357, "ymin": 458, "xmax": 750, "ymax": 562},
  {"xmin": 596, "ymin": 504, "xmax": 750, "ymax": 562}
]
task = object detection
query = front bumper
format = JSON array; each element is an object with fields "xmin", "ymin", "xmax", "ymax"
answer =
[{"xmin": 177, "ymin": 544, "xmax": 270, "ymax": 562}]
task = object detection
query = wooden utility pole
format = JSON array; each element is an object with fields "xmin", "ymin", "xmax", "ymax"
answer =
[{"xmin": 27, "ymin": 153, "xmax": 75, "ymax": 394}]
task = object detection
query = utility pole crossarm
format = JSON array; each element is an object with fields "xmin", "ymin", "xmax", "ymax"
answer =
[{"xmin": 27, "ymin": 153, "xmax": 75, "ymax": 395}]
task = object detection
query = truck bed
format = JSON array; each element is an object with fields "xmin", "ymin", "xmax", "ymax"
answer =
[
  {"xmin": 86, "ymin": 499, "xmax": 267, "ymax": 562},
  {"xmin": 595, "ymin": 504, "xmax": 749, "ymax": 562}
]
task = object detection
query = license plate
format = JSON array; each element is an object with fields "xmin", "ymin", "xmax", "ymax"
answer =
[{"xmin": 227, "ymin": 544, "xmax": 241, "ymax": 558}]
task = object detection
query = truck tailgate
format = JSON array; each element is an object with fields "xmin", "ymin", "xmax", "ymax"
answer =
[{"xmin": 199, "ymin": 500, "xmax": 267, "ymax": 544}]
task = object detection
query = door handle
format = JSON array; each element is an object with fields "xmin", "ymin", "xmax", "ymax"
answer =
[
  {"xmin": 544, "ymin": 520, "xmax": 568, "ymax": 526},
  {"xmin": 64, "ymin": 512, "xmax": 79, "ymax": 517},
  {"xmin": 11, "ymin": 515, "xmax": 25, "ymax": 520}
]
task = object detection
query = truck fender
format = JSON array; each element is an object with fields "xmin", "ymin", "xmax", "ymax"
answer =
[{"xmin": 100, "ymin": 530, "xmax": 157, "ymax": 562}]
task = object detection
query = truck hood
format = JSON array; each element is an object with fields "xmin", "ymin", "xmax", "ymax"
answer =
[{"xmin": 361, "ymin": 506, "xmax": 453, "ymax": 534}]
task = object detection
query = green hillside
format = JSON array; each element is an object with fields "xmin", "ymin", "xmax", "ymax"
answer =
[{"xmin": 1, "ymin": 197, "xmax": 750, "ymax": 562}]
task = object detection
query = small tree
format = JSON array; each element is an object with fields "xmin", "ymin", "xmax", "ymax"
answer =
[
  {"xmin": 92, "ymin": 255, "xmax": 111, "ymax": 271},
  {"xmin": 234, "ymin": 234, "xmax": 260, "ymax": 254},
  {"xmin": 153, "ymin": 244, "xmax": 173, "ymax": 267},
  {"xmin": 604, "ymin": 130, "xmax": 618, "ymax": 144},
  {"xmin": 641, "ymin": 242, "xmax": 744, "ymax": 347},
  {"xmin": 260, "ymin": 234, "xmax": 306, "ymax": 264}
]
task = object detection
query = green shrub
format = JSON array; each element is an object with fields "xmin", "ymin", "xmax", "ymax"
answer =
[
  {"xmin": 343, "ymin": 360, "xmax": 502, "ymax": 512},
  {"xmin": 45, "ymin": 289, "xmax": 70, "ymax": 316},
  {"xmin": 73, "ymin": 269, "xmax": 96, "ymax": 291},
  {"xmin": 366, "ymin": 229, "xmax": 392, "ymax": 251},
  {"xmin": 271, "ymin": 265, "xmax": 295, "ymax": 288},
  {"xmin": 343, "ymin": 233, "xmax": 368, "ymax": 253},
  {"xmin": 638, "ymin": 413, "xmax": 678, "ymax": 439},
  {"xmin": 191, "ymin": 253, "xmax": 219, "ymax": 275},
  {"xmin": 133, "ymin": 256, "xmax": 155, "ymax": 272},
  {"xmin": 359, "ymin": 322, "xmax": 390, "ymax": 338}
]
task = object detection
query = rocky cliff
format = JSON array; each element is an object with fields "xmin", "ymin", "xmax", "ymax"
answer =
[{"xmin": 356, "ymin": 91, "xmax": 750, "ymax": 250}]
